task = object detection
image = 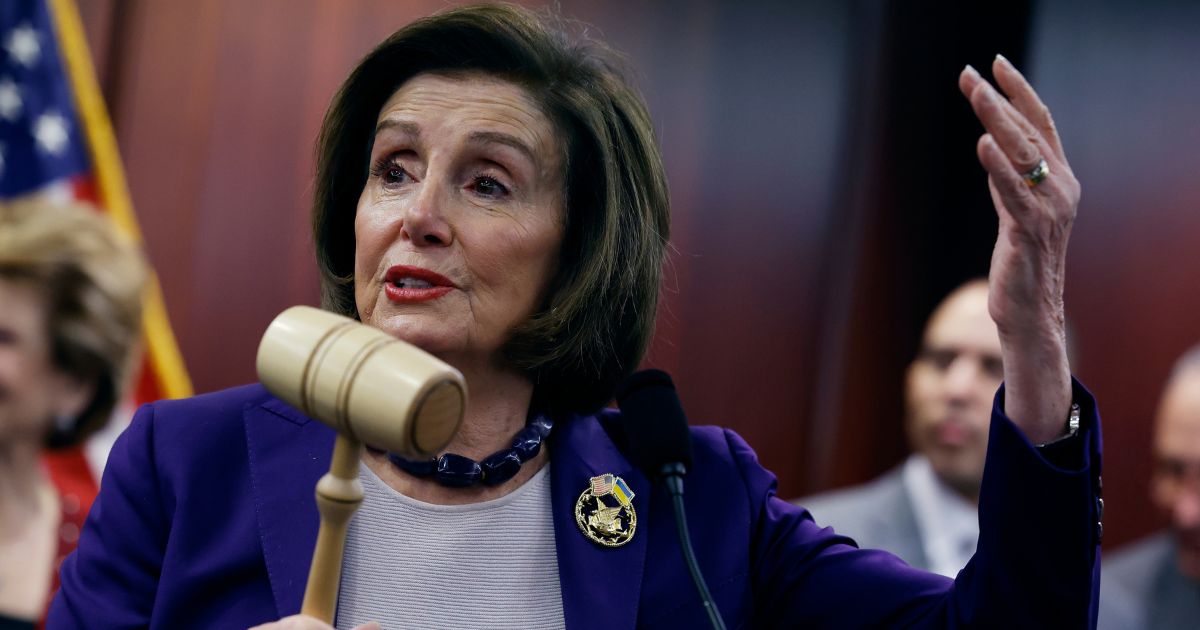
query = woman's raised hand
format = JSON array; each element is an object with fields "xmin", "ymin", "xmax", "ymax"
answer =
[{"xmin": 959, "ymin": 55, "xmax": 1080, "ymax": 443}]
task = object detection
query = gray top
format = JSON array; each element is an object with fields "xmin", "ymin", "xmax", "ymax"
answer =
[
  {"xmin": 1099, "ymin": 532, "xmax": 1200, "ymax": 630},
  {"xmin": 796, "ymin": 463, "xmax": 930, "ymax": 571},
  {"xmin": 335, "ymin": 463, "xmax": 564, "ymax": 630}
]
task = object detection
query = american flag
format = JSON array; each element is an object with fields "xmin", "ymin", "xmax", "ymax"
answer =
[
  {"xmin": 591, "ymin": 473, "xmax": 615, "ymax": 496},
  {"xmin": 0, "ymin": 0, "xmax": 90, "ymax": 200}
]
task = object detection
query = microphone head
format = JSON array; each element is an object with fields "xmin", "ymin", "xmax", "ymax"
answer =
[
  {"xmin": 615, "ymin": 369, "xmax": 693, "ymax": 476},
  {"xmin": 256, "ymin": 306, "xmax": 465, "ymax": 458}
]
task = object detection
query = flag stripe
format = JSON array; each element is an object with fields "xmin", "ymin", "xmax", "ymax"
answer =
[{"xmin": 47, "ymin": 0, "xmax": 192, "ymax": 399}]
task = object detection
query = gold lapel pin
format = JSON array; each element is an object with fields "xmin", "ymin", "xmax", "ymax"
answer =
[{"xmin": 575, "ymin": 473, "xmax": 637, "ymax": 547}]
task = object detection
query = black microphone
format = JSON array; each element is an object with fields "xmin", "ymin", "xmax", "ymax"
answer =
[
  {"xmin": 614, "ymin": 369, "xmax": 693, "ymax": 480},
  {"xmin": 615, "ymin": 369, "xmax": 726, "ymax": 630}
]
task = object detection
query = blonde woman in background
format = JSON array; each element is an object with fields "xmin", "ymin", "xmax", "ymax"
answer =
[{"xmin": 0, "ymin": 203, "xmax": 146, "ymax": 627}]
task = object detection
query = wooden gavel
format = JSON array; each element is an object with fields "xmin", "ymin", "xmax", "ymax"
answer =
[{"xmin": 256, "ymin": 306, "xmax": 466, "ymax": 623}]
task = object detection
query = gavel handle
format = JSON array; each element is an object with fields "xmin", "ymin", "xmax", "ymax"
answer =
[{"xmin": 301, "ymin": 434, "xmax": 365, "ymax": 623}]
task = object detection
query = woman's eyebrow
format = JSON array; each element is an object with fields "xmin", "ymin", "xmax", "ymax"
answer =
[
  {"xmin": 374, "ymin": 118, "xmax": 420, "ymax": 140},
  {"xmin": 467, "ymin": 130, "xmax": 538, "ymax": 169}
]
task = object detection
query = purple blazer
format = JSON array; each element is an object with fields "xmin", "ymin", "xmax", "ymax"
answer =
[{"xmin": 48, "ymin": 381, "xmax": 1102, "ymax": 629}]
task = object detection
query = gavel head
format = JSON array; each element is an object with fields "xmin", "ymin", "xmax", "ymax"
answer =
[{"xmin": 256, "ymin": 306, "xmax": 465, "ymax": 458}]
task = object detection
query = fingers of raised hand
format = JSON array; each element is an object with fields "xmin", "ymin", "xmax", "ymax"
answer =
[
  {"xmin": 976, "ymin": 134, "xmax": 1037, "ymax": 215},
  {"xmin": 964, "ymin": 67, "xmax": 1047, "ymax": 175},
  {"xmin": 978, "ymin": 127, "xmax": 1079, "ymax": 223},
  {"xmin": 991, "ymin": 55, "xmax": 1065, "ymax": 162},
  {"xmin": 960, "ymin": 64, "xmax": 1079, "ymax": 212},
  {"xmin": 959, "ymin": 60, "xmax": 1059, "ymax": 166}
]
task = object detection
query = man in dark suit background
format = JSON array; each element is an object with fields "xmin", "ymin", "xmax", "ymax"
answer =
[
  {"xmin": 796, "ymin": 279, "xmax": 1000, "ymax": 577},
  {"xmin": 1099, "ymin": 345, "xmax": 1200, "ymax": 629}
]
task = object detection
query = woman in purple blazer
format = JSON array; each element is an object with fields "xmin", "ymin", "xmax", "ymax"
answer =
[{"xmin": 49, "ymin": 4, "xmax": 1100, "ymax": 629}]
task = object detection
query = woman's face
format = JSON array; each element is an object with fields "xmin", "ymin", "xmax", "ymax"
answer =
[
  {"xmin": 354, "ymin": 73, "xmax": 566, "ymax": 368},
  {"xmin": 0, "ymin": 278, "xmax": 90, "ymax": 443}
]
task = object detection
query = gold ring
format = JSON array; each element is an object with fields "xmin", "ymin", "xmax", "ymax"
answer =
[{"xmin": 1022, "ymin": 159, "xmax": 1050, "ymax": 187}]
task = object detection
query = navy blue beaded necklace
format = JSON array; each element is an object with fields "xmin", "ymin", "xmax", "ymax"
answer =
[{"xmin": 387, "ymin": 413, "xmax": 553, "ymax": 487}]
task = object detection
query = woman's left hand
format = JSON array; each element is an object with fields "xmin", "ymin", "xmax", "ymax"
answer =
[
  {"xmin": 248, "ymin": 615, "xmax": 381, "ymax": 630},
  {"xmin": 960, "ymin": 55, "xmax": 1081, "ymax": 444}
]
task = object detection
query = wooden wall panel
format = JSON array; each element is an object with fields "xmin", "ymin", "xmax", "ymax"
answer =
[
  {"xmin": 619, "ymin": 0, "xmax": 854, "ymax": 497},
  {"xmin": 75, "ymin": 0, "xmax": 116, "ymax": 88}
]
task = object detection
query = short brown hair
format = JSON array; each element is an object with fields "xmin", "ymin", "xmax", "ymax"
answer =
[
  {"xmin": 0, "ymin": 202, "xmax": 147, "ymax": 447},
  {"xmin": 313, "ymin": 4, "xmax": 670, "ymax": 414}
]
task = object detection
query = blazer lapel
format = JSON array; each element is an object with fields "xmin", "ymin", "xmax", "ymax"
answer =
[
  {"xmin": 551, "ymin": 412, "xmax": 650, "ymax": 630},
  {"xmin": 243, "ymin": 393, "xmax": 335, "ymax": 618}
]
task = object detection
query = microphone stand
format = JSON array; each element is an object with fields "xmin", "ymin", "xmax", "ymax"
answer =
[{"xmin": 661, "ymin": 462, "xmax": 727, "ymax": 630}]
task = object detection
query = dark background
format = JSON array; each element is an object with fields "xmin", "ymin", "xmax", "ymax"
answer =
[{"xmin": 75, "ymin": 0, "xmax": 1200, "ymax": 551}]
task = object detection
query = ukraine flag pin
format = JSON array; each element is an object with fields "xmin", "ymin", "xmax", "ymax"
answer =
[{"xmin": 575, "ymin": 473, "xmax": 637, "ymax": 547}]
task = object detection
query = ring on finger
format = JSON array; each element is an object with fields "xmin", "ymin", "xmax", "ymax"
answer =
[{"xmin": 1022, "ymin": 159, "xmax": 1050, "ymax": 187}]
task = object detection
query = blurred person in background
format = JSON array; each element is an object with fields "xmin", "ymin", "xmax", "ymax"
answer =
[
  {"xmin": 1099, "ymin": 345, "xmax": 1200, "ymax": 629},
  {"xmin": 0, "ymin": 202, "xmax": 146, "ymax": 628},
  {"xmin": 798, "ymin": 279, "xmax": 1001, "ymax": 577}
]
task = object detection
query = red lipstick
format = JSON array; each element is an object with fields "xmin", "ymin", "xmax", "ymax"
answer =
[{"xmin": 383, "ymin": 265, "xmax": 455, "ymax": 303}]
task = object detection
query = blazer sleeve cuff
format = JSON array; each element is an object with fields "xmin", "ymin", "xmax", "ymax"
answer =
[
  {"xmin": 971, "ymin": 376, "xmax": 1102, "ymax": 628},
  {"xmin": 991, "ymin": 377, "xmax": 1100, "ymax": 473}
]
